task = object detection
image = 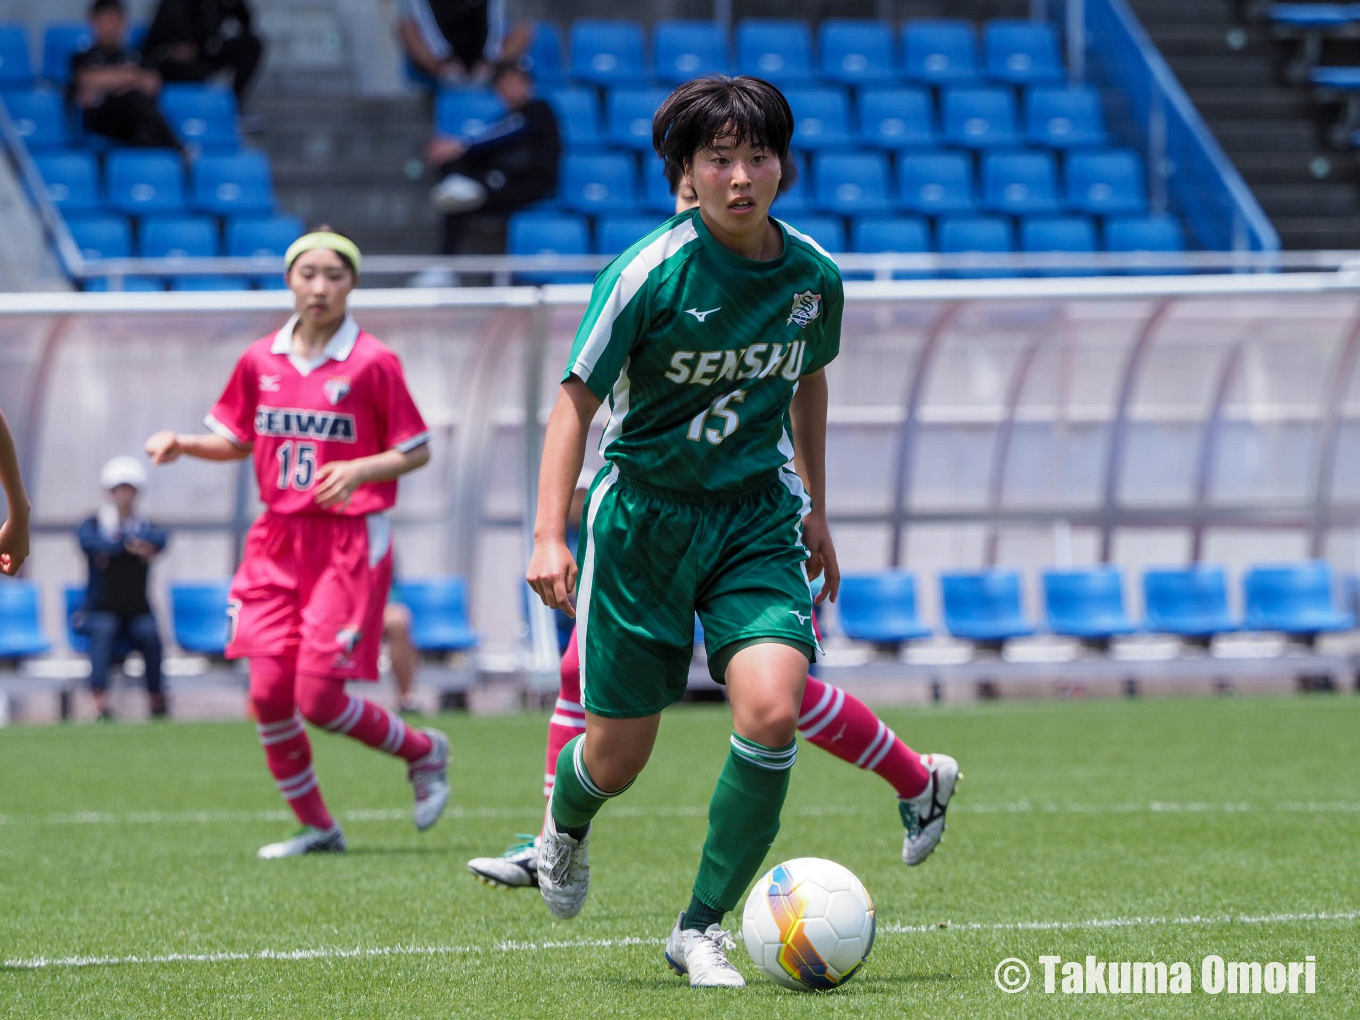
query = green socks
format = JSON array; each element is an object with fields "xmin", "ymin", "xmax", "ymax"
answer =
[
  {"xmin": 550, "ymin": 734, "xmax": 632, "ymax": 831},
  {"xmin": 686, "ymin": 734, "xmax": 797, "ymax": 929}
]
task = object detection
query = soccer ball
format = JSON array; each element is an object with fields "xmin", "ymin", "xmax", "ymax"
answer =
[{"xmin": 741, "ymin": 857, "xmax": 876, "ymax": 991}]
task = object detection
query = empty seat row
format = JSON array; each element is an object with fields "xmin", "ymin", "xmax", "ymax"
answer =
[
  {"xmin": 836, "ymin": 562, "xmax": 1357, "ymax": 646},
  {"xmin": 66, "ymin": 212, "xmax": 303, "ymax": 260},
  {"xmin": 33, "ymin": 150, "xmax": 274, "ymax": 216},
  {"xmin": 511, "ymin": 18, "xmax": 1066, "ymax": 87},
  {"xmin": 3, "ymin": 85, "xmax": 241, "ymax": 152}
]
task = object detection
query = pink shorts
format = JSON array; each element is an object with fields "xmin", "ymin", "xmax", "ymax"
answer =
[{"xmin": 227, "ymin": 511, "xmax": 393, "ymax": 681}]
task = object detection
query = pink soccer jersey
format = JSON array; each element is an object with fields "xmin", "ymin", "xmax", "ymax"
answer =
[{"xmin": 206, "ymin": 314, "xmax": 429, "ymax": 516}]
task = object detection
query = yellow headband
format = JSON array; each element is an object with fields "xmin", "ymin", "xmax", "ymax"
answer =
[{"xmin": 284, "ymin": 232, "xmax": 362, "ymax": 274}]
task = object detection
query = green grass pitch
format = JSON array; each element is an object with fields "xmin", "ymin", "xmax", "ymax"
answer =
[{"xmin": 3, "ymin": 694, "xmax": 1359, "ymax": 1017}]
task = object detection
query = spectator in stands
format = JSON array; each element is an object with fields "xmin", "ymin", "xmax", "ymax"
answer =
[
  {"xmin": 75, "ymin": 457, "xmax": 168, "ymax": 721},
  {"xmin": 0, "ymin": 409, "xmax": 29, "ymax": 576},
  {"xmin": 425, "ymin": 61, "xmax": 560, "ymax": 253},
  {"xmin": 397, "ymin": 0, "xmax": 531, "ymax": 87},
  {"xmin": 142, "ymin": 0, "xmax": 265, "ymax": 106},
  {"xmin": 68, "ymin": 0, "xmax": 183, "ymax": 151}
]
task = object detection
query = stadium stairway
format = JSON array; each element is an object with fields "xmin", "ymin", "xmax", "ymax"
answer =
[{"xmin": 1129, "ymin": 0, "xmax": 1360, "ymax": 248}]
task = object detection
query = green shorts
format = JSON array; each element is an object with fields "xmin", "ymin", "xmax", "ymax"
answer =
[{"xmin": 574, "ymin": 464, "xmax": 818, "ymax": 719}]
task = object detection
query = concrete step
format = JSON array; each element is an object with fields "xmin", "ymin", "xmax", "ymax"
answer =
[
  {"xmin": 1186, "ymin": 86, "xmax": 1317, "ymax": 119},
  {"xmin": 1144, "ymin": 23, "xmax": 1275, "ymax": 57},
  {"xmin": 1210, "ymin": 118, "xmax": 1325, "ymax": 151},
  {"xmin": 1271, "ymin": 215, "xmax": 1360, "ymax": 248},
  {"xmin": 1162, "ymin": 54, "xmax": 1279, "ymax": 85},
  {"xmin": 1253, "ymin": 181, "xmax": 1360, "ymax": 216},
  {"xmin": 1125, "ymin": 0, "xmax": 1241, "ymax": 25},
  {"xmin": 1231, "ymin": 150, "xmax": 1360, "ymax": 184}
]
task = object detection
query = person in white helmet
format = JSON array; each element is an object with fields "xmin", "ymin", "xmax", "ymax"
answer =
[{"xmin": 74, "ymin": 456, "xmax": 168, "ymax": 720}]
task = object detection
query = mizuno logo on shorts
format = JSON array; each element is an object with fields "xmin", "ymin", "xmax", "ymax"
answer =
[
  {"xmin": 788, "ymin": 610, "xmax": 811, "ymax": 624},
  {"xmin": 684, "ymin": 307, "xmax": 721, "ymax": 322}
]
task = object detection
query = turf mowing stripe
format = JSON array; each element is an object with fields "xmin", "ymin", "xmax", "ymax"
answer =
[{"xmin": 7, "ymin": 910, "xmax": 1359, "ymax": 971}]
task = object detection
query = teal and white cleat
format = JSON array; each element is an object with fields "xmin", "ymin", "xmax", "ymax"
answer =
[
  {"xmin": 468, "ymin": 835, "xmax": 540, "ymax": 889},
  {"xmin": 900, "ymin": 752, "xmax": 959, "ymax": 865},
  {"xmin": 408, "ymin": 728, "xmax": 450, "ymax": 832},
  {"xmin": 257, "ymin": 825, "xmax": 346, "ymax": 859},
  {"xmin": 537, "ymin": 814, "xmax": 590, "ymax": 919},
  {"xmin": 664, "ymin": 912, "xmax": 746, "ymax": 988}
]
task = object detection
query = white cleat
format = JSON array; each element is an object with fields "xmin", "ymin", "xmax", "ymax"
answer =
[
  {"xmin": 257, "ymin": 825, "xmax": 346, "ymax": 859},
  {"xmin": 900, "ymin": 752, "xmax": 960, "ymax": 866},
  {"xmin": 537, "ymin": 814, "xmax": 590, "ymax": 919},
  {"xmin": 664, "ymin": 912, "xmax": 746, "ymax": 988},
  {"xmin": 408, "ymin": 728, "xmax": 450, "ymax": 832},
  {"xmin": 468, "ymin": 835, "xmax": 540, "ymax": 889}
]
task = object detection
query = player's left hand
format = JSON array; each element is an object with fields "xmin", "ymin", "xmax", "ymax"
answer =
[
  {"xmin": 0, "ymin": 515, "xmax": 30, "ymax": 576},
  {"xmin": 313, "ymin": 460, "xmax": 365, "ymax": 510},
  {"xmin": 801, "ymin": 512, "xmax": 839, "ymax": 604}
]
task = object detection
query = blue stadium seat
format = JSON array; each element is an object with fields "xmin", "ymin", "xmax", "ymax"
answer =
[
  {"xmin": 569, "ymin": 20, "xmax": 648, "ymax": 85},
  {"xmin": 1065, "ymin": 149, "xmax": 1148, "ymax": 215},
  {"xmin": 606, "ymin": 88, "xmax": 669, "ymax": 150},
  {"xmin": 771, "ymin": 166, "xmax": 814, "ymax": 215},
  {"xmin": 42, "ymin": 24, "xmax": 90, "ymax": 86},
  {"xmin": 1142, "ymin": 566, "xmax": 1238, "ymax": 639},
  {"xmin": 595, "ymin": 214, "xmax": 661, "ymax": 255},
  {"xmin": 819, "ymin": 19, "xmax": 897, "ymax": 85},
  {"xmin": 785, "ymin": 215, "xmax": 845, "ymax": 255},
  {"xmin": 0, "ymin": 580, "xmax": 51, "ymax": 657},
  {"xmin": 858, "ymin": 87, "xmax": 937, "ymax": 150},
  {"xmin": 507, "ymin": 210, "xmax": 590, "ymax": 282},
  {"xmin": 106, "ymin": 149, "xmax": 185, "ymax": 214},
  {"xmin": 1043, "ymin": 567, "xmax": 1138, "ymax": 641},
  {"xmin": 0, "ymin": 25, "xmax": 33, "ymax": 89},
  {"xmin": 171, "ymin": 275, "xmax": 252, "ymax": 290},
  {"xmin": 654, "ymin": 20, "xmax": 729, "ymax": 82},
  {"xmin": 983, "ymin": 20, "xmax": 1064, "ymax": 85},
  {"xmin": 139, "ymin": 214, "xmax": 219, "ymax": 258},
  {"xmin": 226, "ymin": 213, "xmax": 304, "ymax": 257},
  {"xmin": 898, "ymin": 152, "xmax": 976, "ymax": 215},
  {"xmin": 813, "ymin": 152, "xmax": 892, "ymax": 215},
  {"xmin": 434, "ymin": 89, "xmax": 505, "ymax": 139},
  {"xmin": 192, "ymin": 152, "xmax": 274, "ymax": 215},
  {"xmin": 837, "ymin": 572, "xmax": 932, "ymax": 643},
  {"xmin": 937, "ymin": 215, "xmax": 1014, "ymax": 277},
  {"xmin": 1243, "ymin": 562, "xmax": 1355, "ymax": 635},
  {"xmin": 1021, "ymin": 216, "xmax": 1098, "ymax": 274},
  {"xmin": 3, "ymin": 90, "xmax": 68, "ymax": 150},
  {"xmin": 851, "ymin": 216, "xmax": 930, "ymax": 278},
  {"xmin": 1025, "ymin": 85, "xmax": 1109, "ymax": 149},
  {"xmin": 940, "ymin": 570, "xmax": 1036, "ymax": 643},
  {"xmin": 523, "ymin": 21, "xmax": 565, "ymax": 84},
  {"xmin": 642, "ymin": 163, "xmax": 678, "ymax": 214},
  {"xmin": 84, "ymin": 276, "xmax": 167, "ymax": 291},
  {"xmin": 389, "ymin": 578, "xmax": 480, "ymax": 653},
  {"xmin": 785, "ymin": 87, "xmax": 853, "ymax": 150},
  {"xmin": 66, "ymin": 214, "xmax": 132, "ymax": 259},
  {"xmin": 541, "ymin": 86, "xmax": 601, "ymax": 147},
  {"xmin": 736, "ymin": 19, "xmax": 815, "ymax": 82},
  {"xmin": 982, "ymin": 151, "xmax": 1060, "ymax": 214},
  {"xmin": 558, "ymin": 153, "xmax": 636, "ymax": 214},
  {"xmin": 169, "ymin": 581, "xmax": 231, "ymax": 655},
  {"xmin": 941, "ymin": 86, "xmax": 1021, "ymax": 148},
  {"xmin": 160, "ymin": 84, "xmax": 239, "ymax": 151},
  {"xmin": 65, "ymin": 585, "xmax": 93, "ymax": 654},
  {"xmin": 902, "ymin": 20, "xmax": 979, "ymax": 85},
  {"xmin": 34, "ymin": 152, "xmax": 101, "ymax": 212},
  {"xmin": 1105, "ymin": 215, "xmax": 1186, "ymax": 253}
]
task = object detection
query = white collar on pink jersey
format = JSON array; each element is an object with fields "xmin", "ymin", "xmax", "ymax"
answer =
[{"xmin": 271, "ymin": 313, "xmax": 360, "ymax": 376}]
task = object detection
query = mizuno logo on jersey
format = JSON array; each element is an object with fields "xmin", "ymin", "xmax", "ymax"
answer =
[
  {"xmin": 684, "ymin": 306, "xmax": 722, "ymax": 322},
  {"xmin": 787, "ymin": 290, "xmax": 822, "ymax": 328},
  {"xmin": 254, "ymin": 407, "xmax": 357, "ymax": 442},
  {"xmin": 259, "ymin": 374, "xmax": 281, "ymax": 392},
  {"xmin": 665, "ymin": 341, "xmax": 806, "ymax": 386}
]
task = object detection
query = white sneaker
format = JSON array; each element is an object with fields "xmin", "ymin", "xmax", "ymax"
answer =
[
  {"xmin": 664, "ymin": 912, "xmax": 746, "ymax": 988},
  {"xmin": 537, "ymin": 814, "xmax": 590, "ymax": 919},
  {"xmin": 900, "ymin": 752, "xmax": 960, "ymax": 865},
  {"xmin": 467, "ymin": 835, "xmax": 539, "ymax": 888},
  {"xmin": 408, "ymin": 728, "xmax": 450, "ymax": 832},
  {"xmin": 257, "ymin": 825, "xmax": 346, "ymax": 859}
]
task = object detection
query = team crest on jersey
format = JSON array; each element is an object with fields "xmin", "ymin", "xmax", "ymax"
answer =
[
  {"xmin": 787, "ymin": 290, "xmax": 822, "ymax": 328},
  {"xmin": 324, "ymin": 376, "xmax": 351, "ymax": 405}
]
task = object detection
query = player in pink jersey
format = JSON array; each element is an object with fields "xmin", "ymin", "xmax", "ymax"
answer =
[
  {"xmin": 465, "ymin": 171, "xmax": 959, "ymax": 888},
  {"xmin": 146, "ymin": 228, "xmax": 451, "ymax": 858}
]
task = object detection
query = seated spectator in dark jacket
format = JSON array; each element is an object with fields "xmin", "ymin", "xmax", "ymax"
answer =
[
  {"xmin": 397, "ymin": 0, "xmax": 531, "ymax": 87},
  {"xmin": 68, "ymin": 0, "xmax": 182, "ymax": 151},
  {"xmin": 75, "ymin": 457, "xmax": 168, "ymax": 721},
  {"xmin": 425, "ymin": 62, "xmax": 559, "ymax": 253},
  {"xmin": 143, "ymin": 0, "xmax": 264, "ymax": 104}
]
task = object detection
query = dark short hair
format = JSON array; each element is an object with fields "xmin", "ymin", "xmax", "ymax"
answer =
[
  {"xmin": 90, "ymin": 0, "xmax": 123, "ymax": 15},
  {"xmin": 652, "ymin": 76, "xmax": 796, "ymax": 193}
]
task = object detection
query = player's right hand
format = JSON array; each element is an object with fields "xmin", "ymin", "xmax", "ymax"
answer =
[
  {"xmin": 144, "ymin": 430, "xmax": 181, "ymax": 465},
  {"xmin": 0, "ymin": 517, "xmax": 30, "ymax": 576},
  {"xmin": 527, "ymin": 541, "xmax": 578, "ymax": 617}
]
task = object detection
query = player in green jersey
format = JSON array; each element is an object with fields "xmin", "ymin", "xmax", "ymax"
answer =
[{"xmin": 526, "ymin": 75, "xmax": 841, "ymax": 988}]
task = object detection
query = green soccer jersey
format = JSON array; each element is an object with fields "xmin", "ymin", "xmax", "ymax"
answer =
[{"xmin": 563, "ymin": 207, "xmax": 843, "ymax": 495}]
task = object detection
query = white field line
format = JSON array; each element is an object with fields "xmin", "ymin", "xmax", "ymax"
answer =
[
  {"xmin": 7, "ymin": 909, "xmax": 1359, "ymax": 972},
  {"xmin": 4, "ymin": 800, "xmax": 1360, "ymax": 826}
]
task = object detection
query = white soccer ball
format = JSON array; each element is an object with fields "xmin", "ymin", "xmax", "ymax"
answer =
[{"xmin": 741, "ymin": 857, "xmax": 876, "ymax": 991}]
